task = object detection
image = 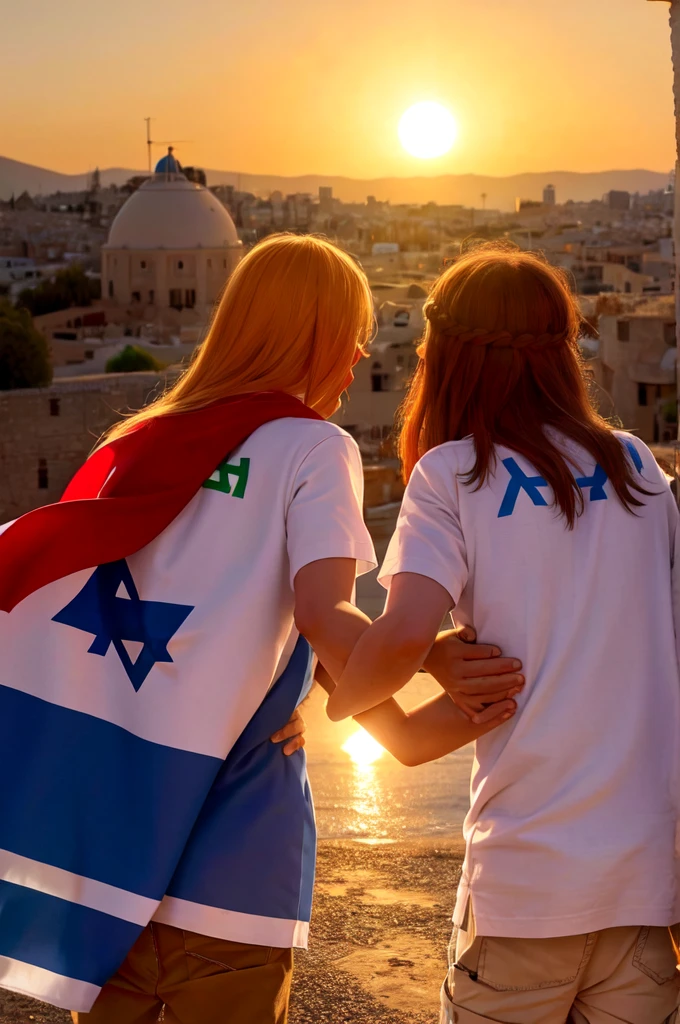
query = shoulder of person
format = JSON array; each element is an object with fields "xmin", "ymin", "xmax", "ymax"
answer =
[
  {"xmin": 611, "ymin": 430, "xmax": 655, "ymax": 467},
  {"xmin": 611, "ymin": 431, "xmax": 675, "ymax": 498},
  {"xmin": 412, "ymin": 438, "xmax": 475, "ymax": 482},
  {"xmin": 247, "ymin": 417, "xmax": 359, "ymax": 459}
]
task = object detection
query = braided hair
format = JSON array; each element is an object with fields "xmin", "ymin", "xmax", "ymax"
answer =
[{"xmin": 398, "ymin": 243, "xmax": 653, "ymax": 527}]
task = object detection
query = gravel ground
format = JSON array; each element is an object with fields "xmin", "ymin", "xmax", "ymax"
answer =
[{"xmin": 0, "ymin": 840, "xmax": 463, "ymax": 1024}]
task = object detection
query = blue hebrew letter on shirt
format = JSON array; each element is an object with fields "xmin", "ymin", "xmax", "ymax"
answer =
[
  {"xmin": 624, "ymin": 439, "xmax": 643, "ymax": 473},
  {"xmin": 575, "ymin": 463, "xmax": 608, "ymax": 501},
  {"xmin": 498, "ymin": 458, "xmax": 550, "ymax": 518}
]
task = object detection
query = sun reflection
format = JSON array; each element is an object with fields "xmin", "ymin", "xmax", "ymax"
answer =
[
  {"xmin": 342, "ymin": 728, "xmax": 385, "ymax": 767},
  {"xmin": 341, "ymin": 729, "xmax": 388, "ymax": 836}
]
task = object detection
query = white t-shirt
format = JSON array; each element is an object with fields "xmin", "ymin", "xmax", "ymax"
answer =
[
  {"xmin": 0, "ymin": 417, "xmax": 377, "ymax": 1002},
  {"xmin": 1, "ymin": 418, "xmax": 376, "ymax": 759},
  {"xmin": 380, "ymin": 431, "xmax": 680, "ymax": 937}
]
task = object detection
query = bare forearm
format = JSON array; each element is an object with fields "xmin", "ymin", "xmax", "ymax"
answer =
[
  {"xmin": 326, "ymin": 614, "xmax": 431, "ymax": 721},
  {"xmin": 316, "ymin": 665, "xmax": 508, "ymax": 766},
  {"xmin": 314, "ymin": 661, "xmax": 415, "ymax": 764},
  {"xmin": 299, "ymin": 601, "xmax": 372, "ymax": 682},
  {"xmin": 355, "ymin": 694, "xmax": 497, "ymax": 766},
  {"xmin": 401, "ymin": 693, "xmax": 511, "ymax": 765}
]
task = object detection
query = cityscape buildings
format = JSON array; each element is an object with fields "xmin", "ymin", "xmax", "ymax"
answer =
[{"xmin": 0, "ymin": 141, "xmax": 678, "ymax": 515}]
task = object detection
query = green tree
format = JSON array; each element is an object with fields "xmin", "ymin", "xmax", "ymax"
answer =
[
  {"xmin": 0, "ymin": 301, "xmax": 52, "ymax": 390},
  {"xmin": 105, "ymin": 345, "xmax": 163, "ymax": 374},
  {"xmin": 17, "ymin": 265, "xmax": 100, "ymax": 318}
]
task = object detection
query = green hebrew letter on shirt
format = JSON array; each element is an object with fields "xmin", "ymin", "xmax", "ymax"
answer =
[{"xmin": 203, "ymin": 457, "xmax": 250, "ymax": 498}]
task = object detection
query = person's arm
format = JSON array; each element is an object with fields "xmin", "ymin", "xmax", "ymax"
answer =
[
  {"xmin": 295, "ymin": 558, "xmax": 521, "ymax": 706},
  {"xmin": 295, "ymin": 559, "xmax": 523, "ymax": 762},
  {"xmin": 315, "ymin": 662, "xmax": 514, "ymax": 767},
  {"xmin": 325, "ymin": 571, "xmax": 518, "ymax": 722}
]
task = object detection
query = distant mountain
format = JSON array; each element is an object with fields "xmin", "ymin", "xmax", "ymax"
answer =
[
  {"xmin": 223, "ymin": 169, "xmax": 671, "ymax": 210},
  {"xmin": 0, "ymin": 156, "xmax": 143, "ymax": 198},
  {"xmin": 0, "ymin": 154, "xmax": 670, "ymax": 211}
]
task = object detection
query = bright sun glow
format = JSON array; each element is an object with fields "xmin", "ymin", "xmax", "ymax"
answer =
[
  {"xmin": 398, "ymin": 101, "xmax": 458, "ymax": 160},
  {"xmin": 342, "ymin": 728, "xmax": 385, "ymax": 767}
]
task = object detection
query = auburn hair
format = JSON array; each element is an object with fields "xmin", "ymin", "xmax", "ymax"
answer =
[
  {"xmin": 398, "ymin": 243, "xmax": 652, "ymax": 527},
  {"xmin": 104, "ymin": 233, "xmax": 374, "ymax": 443}
]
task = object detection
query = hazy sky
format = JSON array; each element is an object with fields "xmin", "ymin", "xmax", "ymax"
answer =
[{"xmin": 1, "ymin": 0, "xmax": 676, "ymax": 178}]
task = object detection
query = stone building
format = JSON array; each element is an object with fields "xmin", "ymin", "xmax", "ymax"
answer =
[
  {"xmin": 591, "ymin": 298, "xmax": 677, "ymax": 443},
  {"xmin": 0, "ymin": 372, "xmax": 169, "ymax": 521},
  {"xmin": 333, "ymin": 284, "xmax": 427, "ymax": 457},
  {"xmin": 101, "ymin": 149, "xmax": 242, "ymax": 332}
]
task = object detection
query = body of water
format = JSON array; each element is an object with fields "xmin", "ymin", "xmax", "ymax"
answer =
[{"xmin": 307, "ymin": 748, "xmax": 473, "ymax": 841}]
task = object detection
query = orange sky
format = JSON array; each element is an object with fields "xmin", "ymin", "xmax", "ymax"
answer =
[{"xmin": 0, "ymin": 0, "xmax": 676, "ymax": 178}]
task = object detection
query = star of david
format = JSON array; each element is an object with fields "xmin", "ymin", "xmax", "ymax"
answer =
[{"xmin": 53, "ymin": 559, "xmax": 194, "ymax": 691}]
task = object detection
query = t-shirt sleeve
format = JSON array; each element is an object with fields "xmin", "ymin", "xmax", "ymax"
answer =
[
  {"xmin": 378, "ymin": 450, "xmax": 468, "ymax": 605},
  {"xmin": 286, "ymin": 433, "xmax": 377, "ymax": 586}
]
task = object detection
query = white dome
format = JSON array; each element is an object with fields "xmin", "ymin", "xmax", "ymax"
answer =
[{"xmin": 106, "ymin": 175, "xmax": 239, "ymax": 250}]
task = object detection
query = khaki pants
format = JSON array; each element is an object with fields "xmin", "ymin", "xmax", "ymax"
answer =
[
  {"xmin": 71, "ymin": 922, "xmax": 293, "ymax": 1024},
  {"xmin": 441, "ymin": 907, "xmax": 680, "ymax": 1024}
]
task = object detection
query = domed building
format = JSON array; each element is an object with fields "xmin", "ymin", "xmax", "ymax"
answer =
[{"xmin": 102, "ymin": 149, "xmax": 242, "ymax": 332}]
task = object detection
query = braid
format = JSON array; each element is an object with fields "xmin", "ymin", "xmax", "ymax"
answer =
[{"xmin": 425, "ymin": 305, "xmax": 569, "ymax": 351}]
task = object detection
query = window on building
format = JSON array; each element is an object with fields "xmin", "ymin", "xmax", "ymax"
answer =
[
  {"xmin": 624, "ymin": 282, "xmax": 632, "ymax": 294},
  {"xmin": 617, "ymin": 320, "xmax": 630, "ymax": 342},
  {"xmin": 207, "ymin": 258, "xmax": 212, "ymax": 268},
  {"xmin": 131, "ymin": 291, "xmax": 141, "ymax": 303},
  {"xmin": 38, "ymin": 459, "xmax": 48, "ymax": 490},
  {"xmin": 49, "ymin": 398, "xmax": 60, "ymax": 417},
  {"xmin": 664, "ymin": 323, "xmax": 676, "ymax": 347},
  {"xmin": 177, "ymin": 260, "xmax": 184, "ymax": 271},
  {"xmin": 169, "ymin": 289, "xmax": 183, "ymax": 310},
  {"xmin": 638, "ymin": 383, "xmax": 648, "ymax": 407},
  {"xmin": 108, "ymin": 280, "xmax": 114, "ymax": 298},
  {"xmin": 85, "ymin": 350, "xmax": 94, "ymax": 360},
  {"xmin": 223, "ymin": 259, "xmax": 227, "ymax": 269},
  {"xmin": 185, "ymin": 289, "xmax": 196, "ymax": 309},
  {"xmin": 149, "ymin": 289, "xmax": 155, "ymax": 304},
  {"xmin": 140, "ymin": 260, "xmax": 147, "ymax": 270}
]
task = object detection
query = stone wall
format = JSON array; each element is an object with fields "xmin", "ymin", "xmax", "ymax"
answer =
[
  {"xmin": 0, "ymin": 372, "xmax": 405, "ymax": 525},
  {"xmin": 0, "ymin": 372, "xmax": 167, "ymax": 522}
]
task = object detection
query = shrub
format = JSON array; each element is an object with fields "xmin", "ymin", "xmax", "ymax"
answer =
[
  {"xmin": 105, "ymin": 345, "xmax": 163, "ymax": 374},
  {"xmin": 0, "ymin": 301, "xmax": 52, "ymax": 390}
]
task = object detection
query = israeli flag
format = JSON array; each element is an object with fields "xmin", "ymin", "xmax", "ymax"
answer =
[{"xmin": 0, "ymin": 558, "xmax": 315, "ymax": 1012}]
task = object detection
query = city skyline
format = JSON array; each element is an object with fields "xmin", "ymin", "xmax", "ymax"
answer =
[{"xmin": 1, "ymin": 0, "xmax": 676, "ymax": 179}]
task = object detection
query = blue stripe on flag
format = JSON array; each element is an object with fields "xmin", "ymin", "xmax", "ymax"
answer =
[
  {"xmin": 167, "ymin": 636, "xmax": 317, "ymax": 922},
  {"xmin": 0, "ymin": 685, "xmax": 222, "ymax": 898},
  {"xmin": 0, "ymin": 878, "xmax": 141, "ymax": 986}
]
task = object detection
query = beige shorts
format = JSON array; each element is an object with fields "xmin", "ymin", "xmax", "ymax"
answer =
[{"xmin": 440, "ymin": 905, "xmax": 680, "ymax": 1024}]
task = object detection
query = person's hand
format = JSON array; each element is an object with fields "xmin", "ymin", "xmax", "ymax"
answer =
[
  {"xmin": 424, "ymin": 627, "xmax": 524, "ymax": 725},
  {"xmin": 270, "ymin": 706, "xmax": 306, "ymax": 755}
]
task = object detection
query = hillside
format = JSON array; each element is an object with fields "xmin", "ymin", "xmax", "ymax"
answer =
[{"xmin": 0, "ymin": 154, "xmax": 669, "ymax": 211}]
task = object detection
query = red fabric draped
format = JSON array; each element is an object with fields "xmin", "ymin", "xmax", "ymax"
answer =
[{"xmin": 0, "ymin": 392, "xmax": 321, "ymax": 613}]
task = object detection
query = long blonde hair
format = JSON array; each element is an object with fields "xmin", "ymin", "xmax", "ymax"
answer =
[{"xmin": 105, "ymin": 233, "xmax": 374, "ymax": 442}]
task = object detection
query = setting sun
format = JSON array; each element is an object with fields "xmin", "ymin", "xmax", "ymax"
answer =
[
  {"xmin": 342, "ymin": 729, "xmax": 385, "ymax": 767},
  {"xmin": 398, "ymin": 102, "xmax": 458, "ymax": 160}
]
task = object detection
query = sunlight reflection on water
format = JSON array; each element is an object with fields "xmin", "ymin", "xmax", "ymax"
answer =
[
  {"xmin": 308, "ymin": 748, "xmax": 473, "ymax": 840},
  {"xmin": 303, "ymin": 666, "xmax": 474, "ymax": 840}
]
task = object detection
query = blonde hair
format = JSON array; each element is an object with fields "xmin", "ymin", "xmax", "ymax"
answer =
[{"xmin": 105, "ymin": 233, "xmax": 374, "ymax": 442}]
